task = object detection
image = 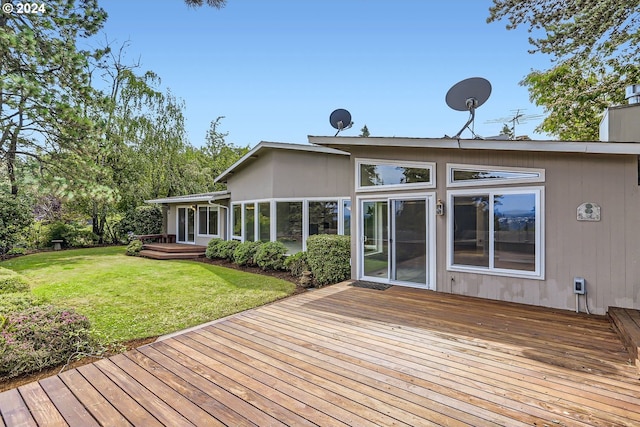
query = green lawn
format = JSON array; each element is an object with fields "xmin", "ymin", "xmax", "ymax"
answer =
[{"xmin": 0, "ymin": 247, "xmax": 296, "ymax": 342}]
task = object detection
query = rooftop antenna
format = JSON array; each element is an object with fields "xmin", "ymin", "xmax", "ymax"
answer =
[
  {"xmin": 329, "ymin": 108, "xmax": 353, "ymax": 137},
  {"xmin": 485, "ymin": 109, "xmax": 543, "ymax": 139},
  {"xmin": 445, "ymin": 77, "xmax": 492, "ymax": 139}
]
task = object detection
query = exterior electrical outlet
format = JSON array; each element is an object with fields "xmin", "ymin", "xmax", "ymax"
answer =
[{"xmin": 574, "ymin": 277, "xmax": 586, "ymax": 295}]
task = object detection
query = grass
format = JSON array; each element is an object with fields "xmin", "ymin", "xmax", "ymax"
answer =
[{"xmin": 0, "ymin": 246, "xmax": 296, "ymax": 342}]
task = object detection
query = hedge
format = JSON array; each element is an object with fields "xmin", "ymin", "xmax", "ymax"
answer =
[{"xmin": 306, "ymin": 234, "xmax": 351, "ymax": 286}]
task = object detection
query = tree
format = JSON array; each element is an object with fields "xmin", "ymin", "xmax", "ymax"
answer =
[
  {"xmin": 360, "ymin": 125, "xmax": 370, "ymax": 137},
  {"xmin": 487, "ymin": 0, "xmax": 640, "ymax": 140},
  {"xmin": 500, "ymin": 123, "xmax": 514, "ymax": 140},
  {"xmin": 202, "ymin": 117, "xmax": 249, "ymax": 190},
  {"xmin": 0, "ymin": 192, "xmax": 32, "ymax": 256},
  {"xmin": 184, "ymin": 0, "xmax": 226, "ymax": 7},
  {"xmin": 0, "ymin": 0, "xmax": 107, "ymax": 195}
]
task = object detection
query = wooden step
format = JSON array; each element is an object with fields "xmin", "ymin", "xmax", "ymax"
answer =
[
  {"xmin": 607, "ymin": 306, "xmax": 640, "ymax": 374},
  {"xmin": 142, "ymin": 243, "xmax": 207, "ymax": 253},
  {"xmin": 139, "ymin": 249, "xmax": 205, "ymax": 260}
]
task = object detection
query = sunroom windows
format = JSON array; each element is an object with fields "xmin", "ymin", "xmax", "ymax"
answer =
[
  {"xmin": 231, "ymin": 198, "xmax": 350, "ymax": 252},
  {"xmin": 448, "ymin": 187, "xmax": 543, "ymax": 279}
]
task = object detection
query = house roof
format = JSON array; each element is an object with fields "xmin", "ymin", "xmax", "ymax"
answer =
[
  {"xmin": 214, "ymin": 141, "xmax": 349, "ymax": 184},
  {"xmin": 307, "ymin": 136, "xmax": 640, "ymax": 155},
  {"xmin": 145, "ymin": 190, "xmax": 230, "ymax": 205}
]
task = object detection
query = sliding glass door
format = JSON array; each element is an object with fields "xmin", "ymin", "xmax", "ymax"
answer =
[
  {"xmin": 360, "ymin": 197, "xmax": 430, "ymax": 287},
  {"xmin": 177, "ymin": 206, "xmax": 195, "ymax": 244}
]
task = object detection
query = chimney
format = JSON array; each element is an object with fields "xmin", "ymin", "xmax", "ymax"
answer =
[{"xmin": 599, "ymin": 85, "xmax": 640, "ymax": 142}]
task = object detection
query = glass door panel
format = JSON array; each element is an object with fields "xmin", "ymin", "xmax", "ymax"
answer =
[
  {"xmin": 362, "ymin": 201, "xmax": 389, "ymax": 279},
  {"xmin": 178, "ymin": 207, "xmax": 195, "ymax": 244},
  {"xmin": 393, "ymin": 199, "xmax": 427, "ymax": 284}
]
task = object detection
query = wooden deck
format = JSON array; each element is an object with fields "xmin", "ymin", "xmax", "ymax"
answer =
[
  {"xmin": 1, "ymin": 283, "xmax": 639, "ymax": 426},
  {"xmin": 139, "ymin": 243, "xmax": 207, "ymax": 260}
]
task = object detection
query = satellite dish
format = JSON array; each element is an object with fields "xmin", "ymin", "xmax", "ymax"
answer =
[
  {"xmin": 329, "ymin": 109, "xmax": 353, "ymax": 136},
  {"xmin": 445, "ymin": 77, "xmax": 492, "ymax": 139}
]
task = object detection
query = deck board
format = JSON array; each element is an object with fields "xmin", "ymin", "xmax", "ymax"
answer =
[{"xmin": 1, "ymin": 282, "xmax": 639, "ymax": 426}]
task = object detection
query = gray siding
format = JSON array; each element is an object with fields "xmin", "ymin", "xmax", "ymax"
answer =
[
  {"xmin": 227, "ymin": 149, "xmax": 350, "ymax": 201},
  {"xmin": 348, "ymin": 146, "xmax": 640, "ymax": 314}
]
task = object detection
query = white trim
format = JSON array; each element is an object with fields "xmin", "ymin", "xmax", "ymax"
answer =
[
  {"xmin": 146, "ymin": 191, "xmax": 230, "ymax": 205},
  {"xmin": 309, "ymin": 135, "xmax": 640, "ymax": 155},
  {"xmin": 446, "ymin": 163, "xmax": 546, "ymax": 187},
  {"xmin": 355, "ymin": 158, "xmax": 436, "ymax": 192},
  {"xmin": 446, "ymin": 186, "xmax": 545, "ymax": 280},
  {"xmin": 356, "ymin": 192, "xmax": 437, "ymax": 290}
]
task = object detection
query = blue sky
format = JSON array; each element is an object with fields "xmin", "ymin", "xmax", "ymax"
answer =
[{"xmin": 100, "ymin": 0, "xmax": 552, "ymax": 147}]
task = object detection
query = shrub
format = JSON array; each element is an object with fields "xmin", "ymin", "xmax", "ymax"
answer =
[
  {"xmin": 0, "ymin": 193, "xmax": 33, "ymax": 257},
  {"xmin": 46, "ymin": 221, "xmax": 97, "ymax": 248},
  {"xmin": 306, "ymin": 235, "xmax": 351, "ymax": 286},
  {"xmin": 233, "ymin": 241, "xmax": 263, "ymax": 266},
  {"xmin": 205, "ymin": 238, "xmax": 225, "ymax": 259},
  {"xmin": 219, "ymin": 240, "xmax": 240, "ymax": 260},
  {"xmin": 126, "ymin": 239, "xmax": 143, "ymax": 256},
  {"xmin": 0, "ymin": 305, "xmax": 93, "ymax": 380},
  {"xmin": 0, "ymin": 293, "xmax": 42, "ymax": 316},
  {"xmin": 7, "ymin": 247, "xmax": 27, "ymax": 256},
  {"xmin": 117, "ymin": 205, "xmax": 163, "ymax": 238},
  {"xmin": 0, "ymin": 276, "xmax": 30, "ymax": 294},
  {"xmin": 284, "ymin": 251, "xmax": 309, "ymax": 277},
  {"xmin": 255, "ymin": 241, "xmax": 288, "ymax": 271}
]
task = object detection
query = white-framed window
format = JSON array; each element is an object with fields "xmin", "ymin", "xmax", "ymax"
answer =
[
  {"xmin": 447, "ymin": 187, "xmax": 544, "ymax": 279},
  {"xmin": 447, "ymin": 163, "xmax": 545, "ymax": 187},
  {"xmin": 197, "ymin": 206, "xmax": 219, "ymax": 237},
  {"xmin": 229, "ymin": 197, "xmax": 350, "ymax": 251},
  {"xmin": 356, "ymin": 158, "xmax": 435, "ymax": 192},
  {"xmin": 231, "ymin": 203, "xmax": 242, "ymax": 240}
]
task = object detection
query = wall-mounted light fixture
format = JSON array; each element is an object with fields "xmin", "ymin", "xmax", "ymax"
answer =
[
  {"xmin": 190, "ymin": 204, "xmax": 197, "ymax": 211},
  {"xmin": 436, "ymin": 199, "xmax": 445, "ymax": 216}
]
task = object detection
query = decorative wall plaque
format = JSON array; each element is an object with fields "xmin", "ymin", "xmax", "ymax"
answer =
[{"xmin": 577, "ymin": 202, "xmax": 601, "ymax": 221}]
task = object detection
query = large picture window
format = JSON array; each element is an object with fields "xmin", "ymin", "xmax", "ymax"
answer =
[
  {"xmin": 258, "ymin": 202, "xmax": 271, "ymax": 242},
  {"xmin": 448, "ymin": 188, "xmax": 543, "ymax": 278},
  {"xmin": 308, "ymin": 201, "xmax": 338, "ymax": 236},
  {"xmin": 197, "ymin": 206, "xmax": 219, "ymax": 236},
  {"xmin": 356, "ymin": 159, "xmax": 435, "ymax": 191},
  {"xmin": 276, "ymin": 201, "xmax": 303, "ymax": 253}
]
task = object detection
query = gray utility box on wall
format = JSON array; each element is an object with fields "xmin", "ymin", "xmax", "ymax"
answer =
[{"xmin": 574, "ymin": 277, "xmax": 586, "ymax": 295}]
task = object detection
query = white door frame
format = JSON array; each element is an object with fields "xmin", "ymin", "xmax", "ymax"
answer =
[
  {"xmin": 176, "ymin": 205, "xmax": 196, "ymax": 244},
  {"xmin": 356, "ymin": 192, "xmax": 436, "ymax": 290}
]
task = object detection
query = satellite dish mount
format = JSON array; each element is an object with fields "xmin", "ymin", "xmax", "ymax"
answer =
[
  {"xmin": 445, "ymin": 77, "xmax": 492, "ymax": 139},
  {"xmin": 329, "ymin": 109, "xmax": 353, "ymax": 137}
]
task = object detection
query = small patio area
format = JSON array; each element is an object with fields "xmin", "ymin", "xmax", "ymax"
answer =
[{"xmin": 1, "ymin": 283, "xmax": 639, "ymax": 426}]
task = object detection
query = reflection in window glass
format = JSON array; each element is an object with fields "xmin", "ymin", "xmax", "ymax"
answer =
[
  {"xmin": 244, "ymin": 204, "xmax": 255, "ymax": 241},
  {"xmin": 276, "ymin": 201, "xmax": 302, "ymax": 253},
  {"xmin": 494, "ymin": 193, "xmax": 536, "ymax": 271},
  {"xmin": 343, "ymin": 200, "xmax": 351, "ymax": 236},
  {"xmin": 360, "ymin": 163, "xmax": 431, "ymax": 187},
  {"xmin": 258, "ymin": 202, "xmax": 270, "ymax": 242},
  {"xmin": 209, "ymin": 209, "xmax": 218, "ymax": 236},
  {"xmin": 451, "ymin": 190, "xmax": 539, "ymax": 275},
  {"xmin": 452, "ymin": 169, "xmax": 541, "ymax": 183},
  {"xmin": 453, "ymin": 195, "xmax": 489, "ymax": 268},
  {"xmin": 198, "ymin": 206, "xmax": 218, "ymax": 235},
  {"xmin": 232, "ymin": 205, "xmax": 242, "ymax": 237},
  {"xmin": 308, "ymin": 201, "xmax": 338, "ymax": 236}
]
